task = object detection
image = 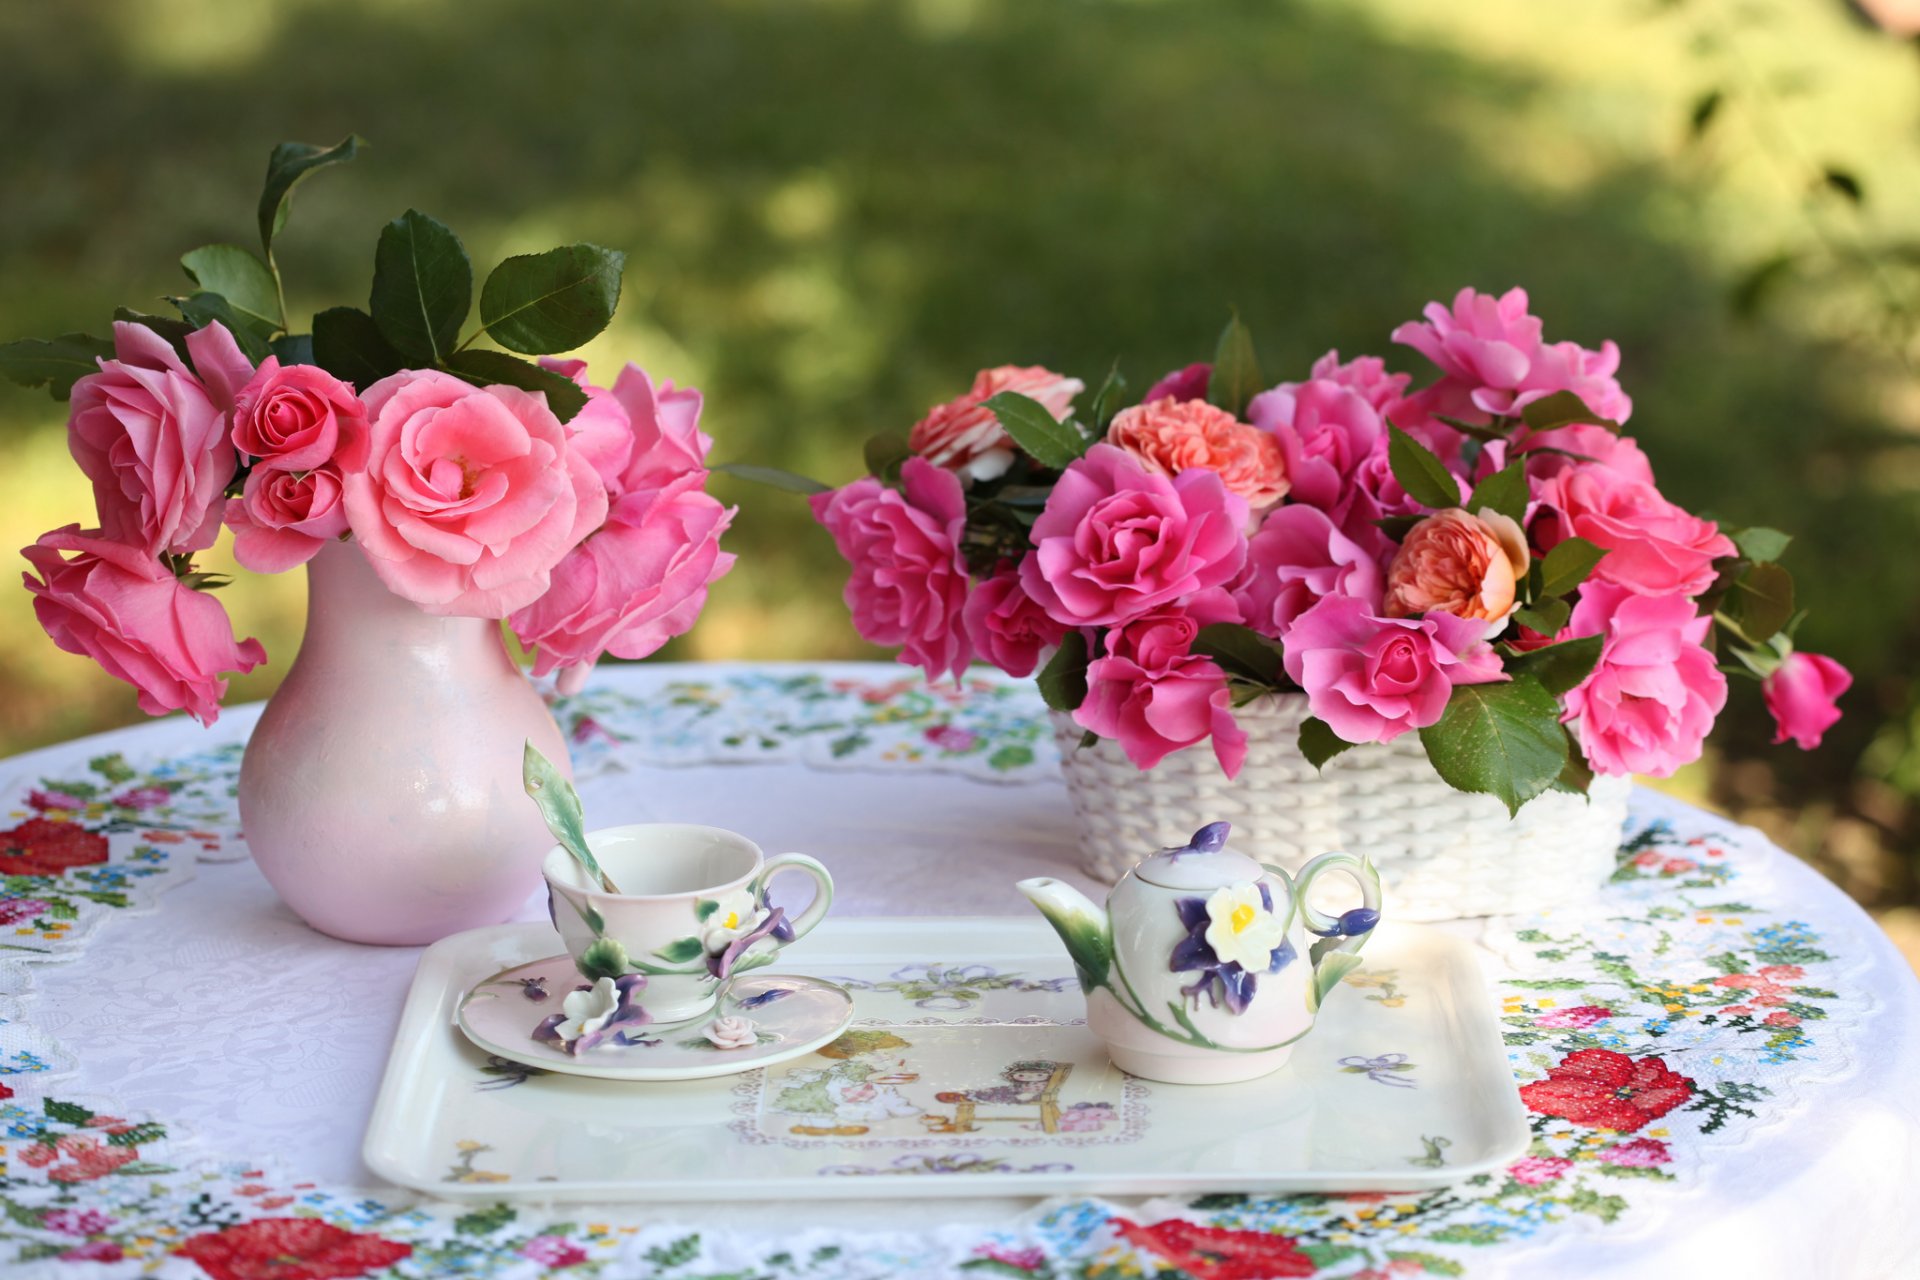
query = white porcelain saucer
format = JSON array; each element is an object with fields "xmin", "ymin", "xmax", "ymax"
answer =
[{"xmin": 456, "ymin": 955, "xmax": 854, "ymax": 1082}]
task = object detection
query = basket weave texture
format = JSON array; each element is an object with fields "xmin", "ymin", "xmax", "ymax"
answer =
[{"xmin": 1049, "ymin": 693, "xmax": 1631, "ymax": 922}]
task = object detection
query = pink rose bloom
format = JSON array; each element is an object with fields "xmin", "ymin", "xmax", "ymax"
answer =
[
  {"xmin": 1281, "ymin": 593, "xmax": 1505, "ymax": 744},
  {"xmin": 224, "ymin": 467, "xmax": 351, "ymax": 573},
  {"xmin": 810, "ymin": 458, "xmax": 972, "ymax": 682},
  {"xmin": 1020, "ymin": 444, "xmax": 1248, "ymax": 628},
  {"xmin": 342, "ymin": 370, "xmax": 607, "ymax": 617},
  {"xmin": 1762, "ymin": 651, "xmax": 1851, "ymax": 750},
  {"xmin": 1390, "ymin": 286, "xmax": 1632, "ymax": 423},
  {"xmin": 1327, "ymin": 435, "xmax": 1436, "ymax": 565},
  {"xmin": 963, "ymin": 562, "xmax": 1069, "ymax": 678},
  {"xmin": 1510, "ymin": 1156, "xmax": 1573, "ymax": 1186},
  {"xmin": 1561, "ymin": 582, "xmax": 1726, "ymax": 777},
  {"xmin": 1602, "ymin": 1138, "xmax": 1671, "ymax": 1167},
  {"xmin": 1533, "ymin": 466, "xmax": 1734, "ymax": 598},
  {"xmin": 1107, "ymin": 396, "xmax": 1289, "ymax": 509},
  {"xmin": 1384, "ymin": 508, "xmax": 1529, "ymax": 629},
  {"xmin": 1142, "ymin": 362, "xmax": 1211, "ymax": 403},
  {"xmin": 1074, "ymin": 592, "xmax": 1249, "ymax": 776},
  {"xmin": 0, "ymin": 898, "xmax": 51, "ymax": 926},
  {"xmin": 1231, "ymin": 504, "xmax": 1382, "ymax": 639},
  {"xmin": 1304, "ymin": 349, "xmax": 1411, "ymax": 414},
  {"xmin": 1535, "ymin": 1005, "xmax": 1614, "ymax": 1029},
  {"xmin": 67, "ymin": 320, "xmax": 254, "ymax": 557},
  {"xmin": 230, "ymin": 364, "xmax": 370, "ymax": 472},
  {"xmin": 519, "ymin": 1236, "xmax": 589, "ymax": 1268},
  {"xmin": 908, "ymin": 365, "xmax": 1085, "ymax": 481},
  {"xmin": 1247, "ymin": 377, "xmax": 1383, "ymax": 512},
  {"xmin": 26, "ymin": 790, "xmax": 84, "ymax": 811},
  {"xmin": 1512, "ymin": 423, "xmax": 1655, "ymax": 487},
  {"xmin": 539, "ymin": 358, "xmax": 713, "ymax": 492},
  {"xmin": 111, "ymin": 786, "xmax": 170, "ymax": 810},
  {"xmin": 22, "ymin": 526, "xmax": 266, "ymax": 725}
]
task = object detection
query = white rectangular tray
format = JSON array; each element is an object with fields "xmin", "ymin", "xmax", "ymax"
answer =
[{"xmin": 364, "ymin": 917, "xmax": 1526, "ymax": 1201}]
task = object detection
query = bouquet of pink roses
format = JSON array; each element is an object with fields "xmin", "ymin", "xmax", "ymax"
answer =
[
  {"xmin": 801, "ymin": 290, "xmax": 1849, "ymax": 813},
  {"xmin": 4, "ymin": 138, "xmax": 733, "ymax": 722}
]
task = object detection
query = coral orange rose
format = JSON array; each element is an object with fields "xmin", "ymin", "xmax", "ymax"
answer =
[
  {"xmin": 908, "ymin": 365, "xmax": 1084, "ymax": 481},
  {"xmin": 1106, "ymin": 397, "xmax": 1289, "ymax": 510},
  {"xmin": 1384, "ymin": 508, "xmax": 1529, "ymax": 629}
]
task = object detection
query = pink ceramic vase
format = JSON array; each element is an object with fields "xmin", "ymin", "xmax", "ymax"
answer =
[{"xmin": 238, "ymin": 541, "xmax": 571, "ymax": 945}]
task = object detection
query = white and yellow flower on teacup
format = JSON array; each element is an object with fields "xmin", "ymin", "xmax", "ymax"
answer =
[
  {"xmin": 701, "ymin": 888, "xmax": 769, "ymax": 956},
  {"xmin": 1202, "ymin": 883, "xmax": 1286, "ymax": 972},
  {"xmin": 554, "ymin": 976, "xmax": 622, "ymax": 1041}
]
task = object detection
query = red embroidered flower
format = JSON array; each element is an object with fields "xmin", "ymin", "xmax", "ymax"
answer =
[
  {"xmin": 1113, "ymin": 1217, "xmax": 1315, "ymax": 1279},
  {"xmin": 174, "ymin": 1219, "xmax": 412, "ymax": 1280},
  {"xmin": 0, "ymin": 1081, "xmax": 13, "ymax": 1100},
  {"xmin": 1520, "ymin": 1048, "xmax": 1694, "ymax": 1132},
  {"xmin": 0, "ymin": 818, "xmax": 108, "ymax": 878}
]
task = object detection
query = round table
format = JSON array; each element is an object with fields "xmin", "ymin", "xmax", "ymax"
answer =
[{"xmin": 4, "ymin": 662, "xmax": 1916, "ymax": 1278}]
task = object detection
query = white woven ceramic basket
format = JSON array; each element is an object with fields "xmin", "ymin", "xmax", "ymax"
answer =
[{"xmin": 1050, "ymin": 694, "xmax": 1631, "ymax": 922}]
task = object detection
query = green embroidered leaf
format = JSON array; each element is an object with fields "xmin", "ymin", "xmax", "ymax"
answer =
[
  {"xmin": 180, "ymin": 244, "xmax": 282, "ymax": 333},
  {"xmin": 1298, "ymin": 716, "xmax": 1354, "ymax": 770},
  {"xmin": 258, "ymin": 135, "xmax": 363, "ymax": 255},
  {"xmin": 480, "ymin": 243, "xmax": 625, "ymax": 355},
  {"xmin": 1385, "ymin": 1250, "xmax": 1466, "ymax": 1277},
  {"xmin": 652, "ymin": 935, "xmax": 705, "ymax": 964},
  {"xmin": 44, "ymin": 1098, "xmax": 95, "ymax": 1125},
  {"xmin": 106, "ymin": 1122, "xmax": 166, "ymax": 1148},
  {"xmin": 1536, "ymin": 536, "xmax": 1608, "ymax": 601},
  {"xmin": 1387, "ymin": 424, "xmax": 1462, "ymax": 510},
  {"xmin": 370, "ymin": 209, "xmax": 472, "ymax": 364},
  {"xmin": 1418, "ymin": 676, "xmax": 1568, "ymax": 816},
  {"xmin": 1465, "ymin": 461, "xmax": 1528, "ymax": 527},
  {"xmin": 982, "ymin": 390, "xmax": 1089, "ymax": 471},
  {"xmin": 0, "ymin": 333, "xmax": 115, "ymax": 401},
  {"xmin": 987, "ymin": 744, "xmax": 1035, "ymax": 770},
  {"xmin": 454, "ymin": 1203, "xmax": 518, "ymax": 1236},
  {"xmin": 1207, "ymin": 312, "xmax": 1263, "ymax": 418},
  {"xmin": 1036, "ymin": 630, "xmax": 1090, "ymax": 712}
]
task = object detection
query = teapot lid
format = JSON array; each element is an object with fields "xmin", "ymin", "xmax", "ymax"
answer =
[{"xmin": 1131, "ymin": 822, "xmax": 1266, "ymax": 891}]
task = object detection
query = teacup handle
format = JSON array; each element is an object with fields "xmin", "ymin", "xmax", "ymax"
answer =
[
  {"xmin": 754, "ymin": 853, "xmax": 835, "ymax": 944},
  {"xmin": 1266, "ymin": 851, "xmax": 1382, "ymax": 959}
]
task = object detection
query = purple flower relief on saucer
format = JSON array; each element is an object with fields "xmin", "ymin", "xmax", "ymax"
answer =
[
  {"xmin": 519, "ymin": 977, "xmax": 549, "ymax": 1001},
  {"xmin": 532, "ymin": 973, "xmax": 653, "ymax": 1055},
  {"xmin": 737, "ymin": 986, "xmax": 794, "ymax": 1010},
  {"xmin": 709, "ymin": 906, "xmax": 789, "ymax": 979},
  {"xmin": 1169, "ymin": 883, "xmax": 1296, "ymax": 1014}
]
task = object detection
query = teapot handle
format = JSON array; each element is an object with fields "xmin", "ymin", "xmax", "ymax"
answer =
[{"xmin": 1263, "ymin": 852, "xmax": 1382, "ymax": 960}]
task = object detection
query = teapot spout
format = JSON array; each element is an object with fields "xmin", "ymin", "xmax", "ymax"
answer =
[{"xmin": 1016, "ymin": 877, "xmax": 1111, "ymax": 991}]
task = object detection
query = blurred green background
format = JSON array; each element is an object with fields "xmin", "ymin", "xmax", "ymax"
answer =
[{"xmin": 3, "ymin": 0, "xmax": 1917, "ymax": 955}]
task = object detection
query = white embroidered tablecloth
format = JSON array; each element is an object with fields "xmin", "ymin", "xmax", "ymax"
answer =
[{"xmin": 3, "ymin": 661, "xmax": 1916, "ymax": 1279}]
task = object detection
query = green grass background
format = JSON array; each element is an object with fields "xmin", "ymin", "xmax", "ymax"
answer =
[{"xmin": 2, "ymin": 0, "xmax": 1915, "ymax": 929}]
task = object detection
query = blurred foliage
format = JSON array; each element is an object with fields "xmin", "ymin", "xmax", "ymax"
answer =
[{"xmin": 0, "ymin": 0, "xmax": 1915, "ymax": 920}]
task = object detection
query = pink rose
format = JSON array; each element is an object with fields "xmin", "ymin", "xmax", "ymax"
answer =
[
  {"xmin": 230, "ymin": 364, "xmax": 370, "ymax": 472},
  {"xmin": 1074, "ymin": 592, "xmax": 1248, "ymax": 776},
  {"xmin": 1561, "ymin": 583, "xmax": 1726, "ymax": 777},
  {"xmin": 1510, "ymin": 1156, "xmax": 1573, "ymax": 1186},
  {"xmin": 1246, "ymin": 378, "xmax": 1383, "ymax": 511},
  {"xmin": 1511, "ymin": 423, "xmax": 1655, "ymax": 487},
  {"xmin": 810, "ymin": 458, "xmax": 972, "ymax": 682},
  {"xmin": 1391, "ymin": 286, "xmax": 1632, "ymax": 423},
  {"xmin": 21, "ymin": 526, "xmax": 266, "ymax": 725},
  {"xmin": 1602, "ymin": 1138, "xmax": 1671, "ymax": 1167},
  {"xmin": 1327, "ymin": 436, "xmax": 1434, "ymax": 565},
  {"xmin": 1535, "ymin": 1005, "xmax": 1614, "ymax": 1029},
  {"xmin": 908, "ymin": 365, "xmax": 1085, "ymax": 481},
  {"xmin": 1281, "ymin": 593, "xmax": 1505, "ymax": 743},
  {"xmin": 342, "ymin": 370, "xmax": 608, "ymax": 617},
  {"xmin": 1142, "ymin": 362, "xmax": 1211, "ymax": 403},
  {"xmin": 66, "ymin": 321, "xmax": 254, "ymax": 557},
  {"xmin": 1384, "ymin": 508, "xmax": 1529, "ymax": 629},
  {"xmin": 111, "ymin": 786, "xmax": 170, "ymax": 810},
  {"xmin": 1020, "ymin": 444, "xmax": 1247, "ymax": 628},
  {"xmin": 1533, "ymin": 466, "xmax": 1734, "ymax": 598},
  {"xmin": 510, "ymin": 473, "xmax": 735, "ymax": 693},
  {"xmin": 540, "ymin": 359, "xmax": 713, "ymax": 492},
  {"xmin": 519, "ymin": 1236, "xmax": 589, "ymax": 1268},
  {"xmin": 1106, "ymin": 397, "xmax": 1289, "ymax": 509},
  {"xmin": 1304, "ymin": 349, "xmax": 1411, "ymax": 414},
  {"xmin": 224, "ymin": 467, "xmax": 351, "ymax": 573},
  {"xmin": 1762, "ymin": 651, "xmax": 1851, "ymax": 750},
  {"xmin": 1231, "ymin": 504, "xmax": 1382, "ymax": 638},
  {"xmin": 963, "ymin": 562, "xmax": 1069, "ymax": 678}
]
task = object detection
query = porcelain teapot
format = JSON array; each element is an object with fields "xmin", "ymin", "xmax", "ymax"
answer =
[{"xmin": 1018, "ymin": 822, "xmax": 1381, "ymax": 1084}]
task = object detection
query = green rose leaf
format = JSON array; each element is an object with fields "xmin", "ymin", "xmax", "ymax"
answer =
[
  {"xmin": 1551, "ymin": 728, "xmax": 1595, "ymax": 796},
  {"xmin": 1536, "ymin": 536, "xmax": 1608, "ymax": 600},
  {"xmin": 1465, "ymin": 461, "xmax": 1528, "ymax": 527},
  {"xmin": 983, "ymin": 390, "xmax": 1088, "ymax": 471},
  {"xmin": 1511, "ymin": 597, "xmax": 1571, "ymax": 638},
  {"xmin": 479, "ymin": 243, "xmax": 625, "ymax": 355},
  {"xmin": 1192, "ymin": 623, "xmax": 1284, "ymax": 686},
  {"xmin": 1418, "ymin": 675, "xmax": 1569, "ymax": 816},
  {"xmin": 1036, "ymin": 629, "xmax": 1090, "ymax": 712},
  {"xmin": 1207, "ymin": 312, "xmax": 1263, "ymax": 419},
  {"xmin": 257, "ymin": 135, "xmax": 363, "ymax": 256},
  {"xmin": 180, "ymin": 245, "xmax": 282, "ymax": 334},
  {"xmin": 444, "ymin": 349, "xmax": 589, "ymax": 423},
  {"xmin": 1519, "ymin": 390, "xmax": 1620, "ymax": 434},
  {"xmin": 1503, "ymin": 633, "xmax": 1604, "ymax": 697},
  {"xmin": 168, "ymin": 293, "xmax": 274, "ymax": 362},
  {"xmin": 270, "ymin": 333, "xmax": 314, "ymax": 366},
  {"xmin": 652, "ymin": 935, "xmax": 706, "ymax": 964},
  {"xmin": 1387, "ymin": 424, "xmax": 1462, "ymax": 511},
  {"xmin": 1730, "ymin": 526, "xmax": 1793, "ymax": 564},
  {"xmin": 370, "ymin": 209, "xmax": 472, "ymax": 364},
  {"xmin": 0, "ymin": 333, "xmax": 114, "ymax": 401},
  {"xmin": 1718, "ymin": 561, "xmax": 1796, "ymax": 644},
  {"xmin": 311, "ymin": 306, "xmax": 405, "ymax": 388},
  {"xmin": 577, "ymin": 937, "xmax": 630, "ymax": 982},
  {"xmin": 1087, "ymin": 361, "xmax": 1128, "ymax": 431},
  {"xmin": 712, "ymin": 462, "xmax": 831, "ymax": 495},
  {"xmin": 1298, "ymin": 716, "xmax": 1355, "ymax": 770},
  {"xmin": 863, "ymin": 432, "xmax": 912, "ymax": 484}
]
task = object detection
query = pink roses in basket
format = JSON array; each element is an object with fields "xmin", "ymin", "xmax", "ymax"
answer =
[
  {"xmin": 9, "ymin": 139, "xmax": 733, "ymax": 723},
  {"xmin": 806, "ymin": 289, "xmax": 1847, "ymax": 811}
]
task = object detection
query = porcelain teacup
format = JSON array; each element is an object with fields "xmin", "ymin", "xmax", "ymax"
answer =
[{"xmin": 542, "ymin": 824, "xmax": 834, "ymax": 1024}]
